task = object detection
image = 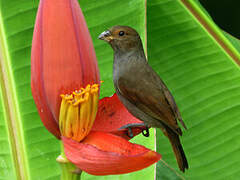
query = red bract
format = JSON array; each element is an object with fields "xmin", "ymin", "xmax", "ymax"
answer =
[
  {"xmin": 31, "ymin": 0, "xmax": 99, "ymax": 138},
  {"xmin": 63, "ymin": 132, "xmax": 161, "ymax": 175},
  {"xmin": 31, "ymin": 0, "xmax": 160, "ymax": 175},
  {"xmin": 93, "ymin": 93, "xmax": 148, "ymax": 140}
]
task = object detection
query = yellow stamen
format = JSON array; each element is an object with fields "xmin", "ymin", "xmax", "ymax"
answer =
[{"xmin": 59, "ymin": 84, "xmax": 99, "ymax": 142}]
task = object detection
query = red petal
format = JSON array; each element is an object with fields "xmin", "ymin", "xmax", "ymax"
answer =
[
  {"xmin": 31, "ymin": 0, "xmax": 99, "ymax": 136},
  {"xmin": 63, "ymin": 132, "xmax": 161, "ymax": 175},
  {"xmin": 92, "ymin": 94, "xmax": 145, "ymax": 139}
]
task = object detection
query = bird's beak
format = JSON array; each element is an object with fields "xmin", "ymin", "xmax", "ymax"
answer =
[{"xmin": 98, "ymin": 30, "xmax": 113, "ymax": 42}]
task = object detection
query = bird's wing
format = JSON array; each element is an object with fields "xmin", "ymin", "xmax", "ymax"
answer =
[
  {"xmin": 159, "ymin": 79, "xmax": 187, "ymax": 129},
  {"xmin": 117, "ymin": 64, "xmax": 183, "ymax": 135}
]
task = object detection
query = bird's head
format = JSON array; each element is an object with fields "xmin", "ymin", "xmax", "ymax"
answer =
[{"xmin": 98, "ymin": 26, "xmax": 143, "ymax": 52}]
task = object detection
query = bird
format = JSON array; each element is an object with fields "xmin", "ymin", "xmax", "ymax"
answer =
[{"xmin": 98, "ymin": 25, "xmax": 188, "ymax": 172}]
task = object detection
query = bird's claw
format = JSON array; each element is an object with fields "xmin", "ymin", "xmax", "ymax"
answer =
[
  {"xmin": 118, "ymin": 123, "xmax": 150, "ymax": 138},
  {"xmin": 142, "ymin": 127, "xmax": 149, "ymax": 137}
]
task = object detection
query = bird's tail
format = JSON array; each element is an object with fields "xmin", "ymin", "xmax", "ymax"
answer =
[{"xmin": 163, "ymin": 126, "xmax": 188, "ymax": 172}]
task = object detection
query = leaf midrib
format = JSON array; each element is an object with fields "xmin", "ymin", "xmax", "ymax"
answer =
[
  {"xmin": 0, "ymin": 8, "xmax": 29, "ymax": 180},
  {"xmin": 181, "ymin": 0, "xmax": 240, "ymax": 66}
]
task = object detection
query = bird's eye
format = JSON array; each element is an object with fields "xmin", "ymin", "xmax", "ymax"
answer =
[{"xmin": 119, "ymin": 31, "xmax": 125, "ymax": 36}]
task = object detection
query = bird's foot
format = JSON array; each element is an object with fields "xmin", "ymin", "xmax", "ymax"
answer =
[
  {"xmin": 142, "ymin": 127, "xmax": 150, "ymax": 137},
  {"xmin": 118, "ymin": 123, "xmax": 150, "ymax": 138}
]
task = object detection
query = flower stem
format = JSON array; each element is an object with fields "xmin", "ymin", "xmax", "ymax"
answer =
[
  {"xmin": 60, "ymin": 161, "xmax": 81, "ymax": 180},
  {"xmin": 57, "ymin": 143, "xmax": 82, "ymax": 180}
]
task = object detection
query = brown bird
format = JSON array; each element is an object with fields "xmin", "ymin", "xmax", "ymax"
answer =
[{"xmin": 98, "ymin": 25, "xmax": 188, "ymax": 172}]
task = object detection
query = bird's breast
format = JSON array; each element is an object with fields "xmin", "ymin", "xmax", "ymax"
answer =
[{"xmin": 113, "ymin": 56, "xmax": 129, "ymax": 81}]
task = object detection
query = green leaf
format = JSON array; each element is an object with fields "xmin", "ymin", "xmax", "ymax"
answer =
[
  {"xmin": 0, "ymin": 84, "xmax": 17, "ymax": 180},
  {"xmin": 147, "ymin": 0, "xmax": 240, "ymax": 179},
  {"xmin": 0, "ymin": 0, "xmax": 155, "ymax": 179},
  {"xmin": 223, "ymin": 32, "xmax": 240, "ymax": 53}
]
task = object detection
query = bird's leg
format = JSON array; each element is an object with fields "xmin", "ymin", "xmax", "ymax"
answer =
[
  {"xmin": 127, "ymin": 127, "xmax": 134, "ymax": 138},
  {"xmin": 118, "ymin": 123, "xmax": 149, "ymax": 138},
  {"xmin": 119, "ymin": 123, "xmax": 144, "ymax": 138}
]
